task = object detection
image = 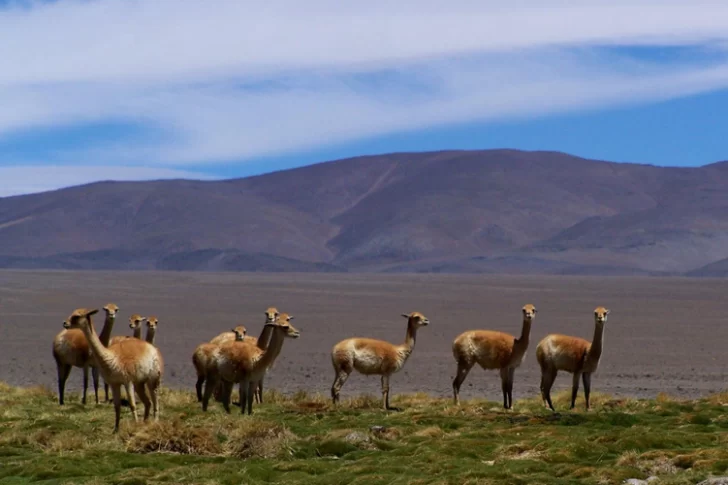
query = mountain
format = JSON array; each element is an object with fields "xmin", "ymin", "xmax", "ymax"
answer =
[{"xmin": 2, "ymin": 149, "xmax": 728, "ymax": 275}]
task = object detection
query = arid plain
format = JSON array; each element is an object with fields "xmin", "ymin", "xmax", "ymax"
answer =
[{"xmin": 1, "ymin": 270, "xmax": 726, "ymax": 402}]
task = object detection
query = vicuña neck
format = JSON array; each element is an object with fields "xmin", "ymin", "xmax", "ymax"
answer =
[
  {"xmin": 79, "ymin": 317, "xmax": 116, "ymax": 371},
  {"xmin": 256, "ymin": 324, "xmax": 275, "ymax": 351},
  {"xmin": 515, "ymin": 317, "xmax": 532, "ymax": 349},
  {"xmin": 98, "ymin": 315, "xmax": 116, "ymax": 347},
  {"xmin": 257, "ymin": 326, "xmax": 286, "ymax": 371},
  {"xmin": 145, "ymin": 327, "xmax": 156, "ymax": 345},
  {"xmin": 132, "ymin": 326, "xmax": 142, "ymax": 339},
  {"xmin": 588, "ymin": 321, "xmax": 605, "ymax": 361},
  {"xmin": 399, "ymin": 319, "xmax": 419, "ymax": 358}
]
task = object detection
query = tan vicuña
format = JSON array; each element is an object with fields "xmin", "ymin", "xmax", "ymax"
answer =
[
  {"xmin": 66, "ymin": 307, "xmax": 164, "ymax": 433},
  {"xmin": 53, "ymin": 302, "xmax": 118, "ymax": 405},
  {"xmin": 452, "ymin": 304, "xmax": 536, "ymax": 409},
  {"xmin": 330, "ymin": 312, "xmax": 430, "ymax": 410},
  {"xmin": 536, "ymin": 306, "xmax": 610, "ymax": 411}
]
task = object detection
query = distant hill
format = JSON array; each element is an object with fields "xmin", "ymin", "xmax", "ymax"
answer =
[{"xmin": 2, "ymin": 149, "xmax": 728, "ymax": 275}]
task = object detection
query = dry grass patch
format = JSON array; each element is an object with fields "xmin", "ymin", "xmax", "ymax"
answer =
[
  {"xmin": 495, "ymin": 442, "xmax": 547, "ymax": 462},
  {"xmin": 704, "ymin": 391, "xmax": 728, "ymax": 406},
  {"xmin": 617, "ymin": 450, "xmax": 678, "ymax": 476},
  {"xmin": 224, "ymin": 419, "xmax": 296, "ymax": 459},
  {"xmin": 125, "ymin": 419, "xmax": 222, "ymax": 455},
  {"xmin": 413, "ymin": 426, "xmax": 445, "ymax": 438},
  {"xmin": 673, "ymin": 449, "xmax": 728, "ymax": 471}
]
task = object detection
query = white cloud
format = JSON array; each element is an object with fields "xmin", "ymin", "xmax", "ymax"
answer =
[
  {"xmin": 0, "ymin": 166, "xmax": 218, "ymax": 197},
  {"xmin": 3, "ymin": 0, "xmax": 728, "ymax": 86},
  {"xmin": 2, "ymin": 0, "xmax": 728, "ymax": 179}
]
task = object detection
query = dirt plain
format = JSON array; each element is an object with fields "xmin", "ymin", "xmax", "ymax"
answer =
[{"xmin": 0, "ymin": 270, "xmax": 726, "ymax": 403}]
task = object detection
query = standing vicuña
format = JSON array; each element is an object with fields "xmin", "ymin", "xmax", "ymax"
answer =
[
  {"xmin": 192, "ymin": 325, "xmax": 247, "ymax": 402},
  {"xmin": 104, "ymin": 314, "xmax": 145, "ymax": 402},
  {"xmin": 53, "ymin": 303, "xmax": 118, "ymax": 405},
  {"xmin": 66, "ymin": 308, "xmax": 164, "ymax": 432},
  {"xmin": 207, "ymin": 306, "xmax": 279, "ymax": 403},
  {"xmin": 331, "ymin": 312, "xmax": 430, "ymax": 411},
  {"xmin": 452, "ymin": 304, "xmax": 536, "ymax": 409},
  {"xmin": 536, "ymin": 307, "xmax": 609, "ymax": 411},
  {"xmin": 205, "ymin": 314, "xmax": 300, "ymax": 415}
]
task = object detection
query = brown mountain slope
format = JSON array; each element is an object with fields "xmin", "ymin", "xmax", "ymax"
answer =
[{"xmin": 1, "ymin": 149, "xmax": 728, "ymax": 275}]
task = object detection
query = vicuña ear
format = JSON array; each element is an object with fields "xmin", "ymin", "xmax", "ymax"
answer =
[
  {"xmin": 287, "ymin": 315, "xmax": 295, "ymax": 321},
  {"xmin": 605, "ymin": 309, "xmax": 610, "ymax": 315},
  {"xmin": 401, "ymin": 313, "xmax": 410, "ymax": 319},
  {"xmin": 87, "ymin": 309, "xmax": 99, "ymax": 316}
]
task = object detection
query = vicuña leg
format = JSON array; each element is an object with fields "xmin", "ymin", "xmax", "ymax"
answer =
[
  {"xmin": 506, "ymin": 367, "xmax": 516, "ymax": 409},
  {"xmin": 111, "ymin": 384, "xmax": 123, "ymax": 433},
  {"xmin": 570, "ymin": 372, "xmax": 581, "ymax": 410},
  {"xmin": 499, "ymin": 368, "xmax": 510, "ymax": 409},
  {"xmin": 148, "ymin": 380, "xmax": 161, "ymax": 421},
  {"xmin": 195, "ymin": 375, "xmax": 205, "ymax": 402},
  {"xmin": 56, "ymin": 362, "xmax": 71, "ymax": 405},
  {"xmin": 582, "ymin": 373, "xmax": 592, "ymax": 410},
  {"xmin": 452, "ymin": 361, "xmax": 472, "ymax": 406},
  {"xmin": 134, "ymin": 383, "xmax": 151, "ymax": 421},
  {"xmin": 541, "ymin": 369, "xmax": 557, "ymax": 411},
  {"xmin": 81, "ymin": 365, "xmax": 89, "ymax": 405},
  {"xmin": 125, "ymin": 383, "xmax": 138, "ymax": 422},
  {"xmin": 221, "ymin": 380, "xmax": 234, "ymax": 414},
  {"xmin": 246, "ymin": 380, "xmax": 256, "ymax": 415},
  {"xmin": 91, "ymin": 366, "xmax": 100, "ymax": 404},
  {"xmin": 201, "ymin": 374, "xmax": 219, "ymax": 411},
  {"xmin": 381, "ymin": 375, "xmax": 390, "ymax": 410},
  {"xmin": 331, "ymin": 370, "xmax": 350, "ymax": 406}
]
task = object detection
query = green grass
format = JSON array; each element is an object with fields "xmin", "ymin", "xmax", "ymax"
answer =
[{"xmin": 1, "ymin": 383, "xmax": 727, "ymax": 484}]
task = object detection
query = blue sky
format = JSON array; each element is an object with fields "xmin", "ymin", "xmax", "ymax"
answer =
[{"xmin": 2, "ymin": 1, "xmax": 728, "ymax": 196}]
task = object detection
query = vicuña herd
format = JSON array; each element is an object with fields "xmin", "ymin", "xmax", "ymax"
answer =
[{"xmin": 52, "ymin": 303, "xmax": 609, "ymax": 432}]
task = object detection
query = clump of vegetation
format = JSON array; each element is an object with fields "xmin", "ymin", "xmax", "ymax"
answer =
[{"xmin": 1, "ymin": 382, "xmax": 727, "ymax": 484}]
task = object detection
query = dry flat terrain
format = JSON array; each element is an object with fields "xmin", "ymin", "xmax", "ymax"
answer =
[{"xmin": 0, "ymin": 270, "xmax": 726, "ymax": 402}]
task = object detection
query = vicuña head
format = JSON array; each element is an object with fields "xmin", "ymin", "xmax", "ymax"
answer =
[
  {"xmin": 401, "ymin": 311, "xmax": 429, "ymax": 326},
  {"xmin": 264, "ymin": 307, "xmax": 280, "ymax": 324},
  {"xmin": 522, "ymin": 304, "xmax": 537, "ymax": 320},
  {"xmin": 103, "ymin": 303, "xmax": 120, "ymax": 320},
  {"xmin": 594, "ymin": 306, "xmax": 609, "ymax": 323},
  {"xmin": 129, "ymin": 314, "xmax": 146, "ymax": 330},
  {"xmin": 146, "ymin": 316, "xmax": 159, "ymax": 330},
  {"xmin": 271, "ymin": 313, "xmax": 300, "ymax": 339},
  {"xmin": 69, "ymin": 307, "xmax": 98, "ymax": 324},
  {"xmin": 231, "ymin": 325, "xmax": 247, "ymax": 341}
]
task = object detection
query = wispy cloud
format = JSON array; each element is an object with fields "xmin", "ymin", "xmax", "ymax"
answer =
[{"xmin": 2, "ymin": 1, "xmax": 728, "ymax": 180}]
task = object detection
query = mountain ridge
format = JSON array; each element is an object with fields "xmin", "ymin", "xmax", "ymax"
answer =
[{"xmin": 2, "ymin": 149, "xmax": 728, "ymax": 276}]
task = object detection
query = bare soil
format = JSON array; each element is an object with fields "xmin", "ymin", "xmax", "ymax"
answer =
[{"xmin": 1, "ymin": 270, "xmax": 726, "ymax": 402}]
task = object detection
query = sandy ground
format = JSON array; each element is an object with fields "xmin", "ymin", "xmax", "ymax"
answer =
[{"xmin": 1, "ymin": 270, "xmax": 726, "ymax": 404}]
